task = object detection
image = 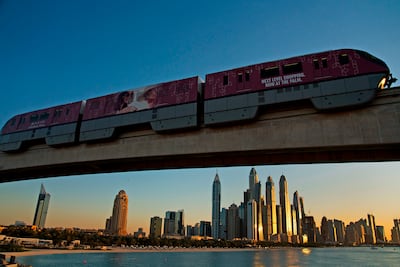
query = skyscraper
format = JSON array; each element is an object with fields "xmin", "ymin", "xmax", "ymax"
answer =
[
  {"xmin": 248, "ymin": 168, "xmax": 259, "ymax": 200},
  {"xmin": 149, "ymin": 216, "xmax": 162, "ymax": 238},
  {"xmin": 163, "ymin": 210, "xmax": 185, "ymax": 236},
  {"xmin": 367, "ymin": 214, "xmax": 377, "ymax": 244},
  {"xmin": 32, "ymin": 184, "xmax": 50, "ymax": 228},
  {"xmin": 247, "ymin": 199, "xmax": 257, "ymax": 240},
  {"xmin": 279, "ymin": 175, "xmax": 292, "ymax": 236},
  {"xmin": 246, "ymin": 168, "xmax": 263, "ymax": 241},
  {"xmin": 106, "ymin": 190, "xmax": 128, "ymax": 236},
  {"xmin": 293, "ymin": 191, "xmax": 302, "ymax": 236},
  {"xmin": 227, "ymin": 203, "xmax": 240, "ymax": 240},
  {"xmin": 164, "ymin": 211, "xmax": 176, "ymax": 236},
  {"xmin": 212, "ymin": 173, "xmax": 221, "ymax": 239},
  {"xmin": 265, "ymin": 176, "xmax": 277, "ymax": 238}
]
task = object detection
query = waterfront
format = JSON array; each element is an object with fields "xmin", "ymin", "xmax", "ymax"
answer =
[{"xmin": 13, "ymin": 247, "xmax": 400, "ymax": 267}]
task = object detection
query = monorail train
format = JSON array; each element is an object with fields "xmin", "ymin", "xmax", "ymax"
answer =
[{"xmin": 0, "ymin": 49, "xmax": 396, "ymax": 152}]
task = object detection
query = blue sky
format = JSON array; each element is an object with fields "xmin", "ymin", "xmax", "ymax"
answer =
[{"xmin": 1, "ymin": 1, "xmax": 400, "ymax": 238}]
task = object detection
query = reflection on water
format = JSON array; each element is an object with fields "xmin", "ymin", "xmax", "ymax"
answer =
[{"xmin": 18, "ymin": 247, "xmax": 400, "ymax": 267}]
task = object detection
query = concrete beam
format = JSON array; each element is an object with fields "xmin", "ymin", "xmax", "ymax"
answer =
[{"xmin": 1, "ymin": 88, "xmax": 400, "ymax": 182}]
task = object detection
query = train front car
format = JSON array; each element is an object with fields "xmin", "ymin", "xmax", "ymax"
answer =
[
  {"xmin": 203, "ymin": 49, "xmax": 391, "ymax": 125},
  {"xmin": 79, "ymin": 76, "xmax": 202, "ymax": 142},
  {"xmin": 0, "ymin": 102, "xmax": 83, "ymax": 152}
]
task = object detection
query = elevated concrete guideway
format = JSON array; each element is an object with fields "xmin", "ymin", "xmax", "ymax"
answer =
[{"xmin": 1, "ymin": 88, "xmax": 400, "ymax": 182}]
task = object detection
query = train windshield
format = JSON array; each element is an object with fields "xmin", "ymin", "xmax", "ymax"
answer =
[{"xmin": 356, "ymin": 50, "xmax": 388, "ymax": 69}]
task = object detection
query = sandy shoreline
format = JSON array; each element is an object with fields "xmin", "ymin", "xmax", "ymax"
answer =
[{"xmin": 2, "ymin": 247, "xmax": 263, "ymax": 258}]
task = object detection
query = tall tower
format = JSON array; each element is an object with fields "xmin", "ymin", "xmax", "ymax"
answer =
[
  {"xmin": 279, "ymin": 175, "xmax": 292, "ymax": 236},
  {"xmin": 265, "ymin": 176, "xmax": 277, "ymax": 237},
  {"xmin": 212, "ymin": 173, "xmax": 221, "ymax": 239},
  {"xmin": 246, "ymin": 168, "xmax": 263, "ymax": 241},
  {"xmin": 33, "ymin": 184, "xmax": 50, "ymax": 228},
  {"xmin": 293, "ymin": 191, "xmax": 302, "ymax": 236},
  {"xmin": 110, "ymin": 190, "xmax": 128, "ymax": 236},
  {"xmin": 248, "ymin": 168, "xmax": 259, "ymax": 200},
  {"xmin": 367, "ymin": 214, "xmax": 377, "ymax": 244}
]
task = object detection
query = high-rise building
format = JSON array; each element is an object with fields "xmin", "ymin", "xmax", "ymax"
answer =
[
  {"xmin": 302, "ymin": 216, "xmax": 318, "ymax": 243},
  {"xmin": 245, "ymin": 168, "xmax": 263, "ymax": 241},
  {"xmin": 220, "ymin": 208, "xmax": 228, "ymax": 240},
  {"xmin": 106, "ymin": 190, "xmax": 128, "ymax": 236},
  {"xmin": 293, "ymin": 191, "xmax": 302, "ymax": 236},
  {"xmin": 227, "ymin": 203, "xmax": 240, "ymax": 240},
  {"xmin": 391, "ymin": 219, "xmax": 400, "ymax": 244},
  {"xmin": 265, "ymin": 176, "xmax": 277, "ymax": 238},
  {"xmin": 149, "ymin": 216, "xmax": 162, "ymax": 238},
  {"xmin": 334, "ymin": 219, "xmax": 345, "ymax": 244},
  {"xmin": 367, "ymin": 214, "xmax": 377, "ymax": 244},
  {"xmin": 200, "ymin": 221, "xmax": 212, "ymax": 237},
  {"xmin": 247, "ymin": 200, "xmax": 257, "ymax": 240},
  {"xmin": 164, "ymin": 211, "xmax": 176, "ymax": 236},
  {"xmin": 376, "ymin": 225, "xmax": 386, "ymax": 243},
  {"xmin": 33, "ymin": 184, "xmax": 50, "ymax": 228},
  {"xmin": 276, "ymin": 205, "xmax": 282, "ymax": 234},
  {"xmin": 212, "ymin": 173, "xmax": 221, "ymax": 239},
  {"xmin": 279, "ymin": 175, "xmax": 292, "ymax": 236},
  {"xmin": 248, "ymin": 168, "xmax": 259, "ymax": 200},
  {"xmin": 163, "ymin": 210, "xmax": 185, "ymax": 236}
]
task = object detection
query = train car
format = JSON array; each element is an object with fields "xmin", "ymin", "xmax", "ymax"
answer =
[
  {"xmin": 203, "ymin": 49, "xmax": 391, "ymax": 125},
  {"xmin": 0, "ymin": 101, "xmax": 83, "ymax": 152},
  {"xmin": 79, "ymin": 76, "xmax": 202, "ymax": 142}
]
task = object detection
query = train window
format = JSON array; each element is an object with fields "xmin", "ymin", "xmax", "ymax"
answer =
[
  {"xmin": 54, "ymin": 109, "xmax": 62, "ymax": 117},
  {"xmin": 321, "ymin": 58, "xmax": 328, "ymax": 68},
  {"xmin": 313, "ymin": 59, "xmax": 319, "ymax": 69},
  {"xmin": 283, "ymin": 62, "xmax": 303, "ymax": 74},
  {"xmin": 237, "ymin": 73, "xmax": 243, "ymax": 83},
  {"xmin": 245, "ymin": 71, "xmax": 250, "ymax": 81},
  {"xmin": 30, "ymin": 114, "xmax": 39, "ymax": 122},
  {"xmin": 40, "ymin": 113, "xmax": 49, "ymax": 120},
  {"xmin": 10, "ymin": 118, "xmax": 16, "ymax": 126},
  {"xmin": 339, "ymin": 54, "xmax": 349, "ymax": 65},
  {"xmin": 260, "ymin": 66, "xmax": 280, "ymax": 79},
  {"xmin": 66, "ymin": 108, "xmax": 70, "ymax": 115},
  {"xmin": 223, "ymin": 75, "xmax": 229, "ymax": 85}
]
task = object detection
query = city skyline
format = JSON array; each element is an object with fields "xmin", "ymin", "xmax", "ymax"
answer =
[
  {"xmin": 0, "ymin": 0, "xmax": 400, "ymax": 244},
  {"xmin": 0, "ymin": 167, "xmax": 398, "ymax": 242}
]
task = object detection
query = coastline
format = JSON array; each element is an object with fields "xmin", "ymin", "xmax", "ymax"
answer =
[{"xmin": 3, "ymin": 247, "xmax": 263, "ymax": 258}]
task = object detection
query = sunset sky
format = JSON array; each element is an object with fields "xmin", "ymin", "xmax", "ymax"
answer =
[{"xmin": 1, "ymin": 1, "xmax": 399, "ymax": 239}]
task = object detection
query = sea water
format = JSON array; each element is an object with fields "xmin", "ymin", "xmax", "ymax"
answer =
[{"xmin": 16, "ymin": 247, "xmax": 400, "ymax": 267}]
